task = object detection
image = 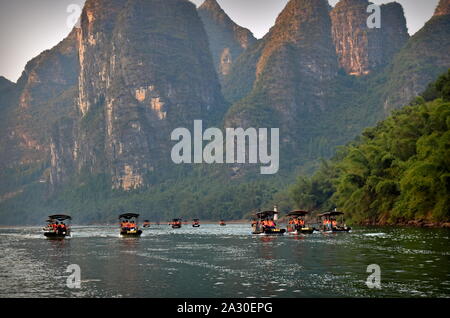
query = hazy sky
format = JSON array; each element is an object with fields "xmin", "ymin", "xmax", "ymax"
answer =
[{"xmin": 0, "ymin": 0, "xmax": 440, "ymax": 82}]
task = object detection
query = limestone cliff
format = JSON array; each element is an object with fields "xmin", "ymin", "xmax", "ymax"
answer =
[
  {"xmin": 198, "ymin": 0, "xmax": 256, "ymax": 79},
  {"xmin": 223, "ymin": 0, "xmax": 340, "ymax": 174},
  {"xmin": 330, "ymin": 0, "xmax": 408, "ymax": 76},
  {"xmin": 382, "ymin": 0, "xmax": 450, "ymax": 111},
  {"xmin": 434, "ymin": 0, "xmax": 450, "ymax": 17},
  {"xmin": 226, "ymin": 0, "xmax": 338, "ymax": 128},
  {"xmin": 0, "ymin": 29, "xmax": 79, "ymax": 174},
  {"xmin": 74, "ymin": 0, "xmax": 225, "ymax": 190}
]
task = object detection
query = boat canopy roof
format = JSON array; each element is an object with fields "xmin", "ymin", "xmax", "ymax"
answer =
[
  {"xmin": 255, "ymin": 210, "xmax": 278, "ymax": 219},
  {"xmin": 119, "ymin": 213, "xmax": 140, "ymax": 219},
  {"xmin": 193, "ymin": 218, "xmax": 199, "ymax": 221},
  {"xmin": 318, "ymin": 211, "xmax": 344, "ymax": 217},
  {"xmin": 172, "ymin": 218, "xmax": 181, "ymax": 221},
  {"xmin": 288, "ymin": 210, "xmax": 309, "ymax": 217},
  {"xmin": 48, "ymin": 214, "xmax": 72, "ymax": 221}
]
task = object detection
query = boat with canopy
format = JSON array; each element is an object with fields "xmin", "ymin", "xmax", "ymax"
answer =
[
  {"xmin": 43, "ymin": 215, "xmax": 72, "ymax": 239},
  {"xmin": 119, "ymin": 213, "xmax": 143, "ymax": 237},
  {"xmin": 171, "ymin": 218, "xmax": 182, "ymax": 229},
  {"xmin": 251, "ymin": 211, "xmax": 286, "ymax": 235},
  {"xmin": 286, "ymin": 210, "xmax": 315, "ymax": 234},
  {"xmin": 317, "ymin": 211, "xmax": 351, "ymax": 232},
  {"xmin": 192, "ymin": 219, "xmax": 200, "ymax": 227}
]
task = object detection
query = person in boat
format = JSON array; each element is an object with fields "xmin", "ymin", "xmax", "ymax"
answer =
[
  {"xmin": 251, "ymin": 219, "xmax": 258, "ymax": 231},
  {"xmin": 332, "ymin": 219, "xmax": 337, "ymax": 229},
  {"xmin": 263, "ymin": 219, "xmax": 276, "ymax": 230},
  {"xmin": 122, "ymin": 221, "xmax": 130, "ymax": 231}
]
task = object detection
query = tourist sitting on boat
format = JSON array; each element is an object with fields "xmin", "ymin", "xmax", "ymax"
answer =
[
  {"xmin": 323, "ymin": 218, "xmax": 332, "ymax": 230},
  {"xmin": 57, "ymin": 223, "xmax": 67, "ymax": 235},
  {"xmin": 331, "ymin": 219, "xmax": 337, "ymax": 229},
  {"xmin": 265, "ymin": 219, "xmax": 276, "ymax": 229},
  {"xmin": 260, "ymin": 218, "xmax": 275, "ymax": 230}
]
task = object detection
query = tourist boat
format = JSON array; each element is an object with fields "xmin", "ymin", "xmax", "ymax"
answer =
[
  {"xmin": 192, "ymin": 219, "xmax": 200, "ymax": 228},
  {"xmin": 143, "ymin": 220, "xmax": 151, "ymax": 228},
  {"xmin": 171, "ymin": 218, "xmax": 182, "ymax": 229},
  {"xmin": 119, "ymin": 213, "xmax": 143, "ymax": 237},
  {"xmin": 286, "ymin": 210, "xmax": 315, "ymax": 234},
  {"xmin": 317, "ymin": 211, "xmax": 351, "ymax": 233},
  {"xmin": 219, "ymin": 220, "xmax": 226, "ymax": 226},
  {"xmin": 251, "ymin": 211, "xmax": 286, "ymax": 235},
  {"xmin": 43, "ymin": 215, "xmax": 72, "ymax": 239}
]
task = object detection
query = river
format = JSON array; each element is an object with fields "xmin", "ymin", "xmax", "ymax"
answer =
[{"xmin": 0, "ymin": 224, "xmax": 448, "ymax": 298}]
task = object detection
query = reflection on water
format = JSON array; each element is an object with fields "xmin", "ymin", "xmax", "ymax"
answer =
[{"xmin": 0, "ymin": 225, "xmax": 449, "ymax": 298}]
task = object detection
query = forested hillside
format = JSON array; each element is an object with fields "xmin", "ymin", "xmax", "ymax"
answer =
[{"xmin": 289, "ymin": 70, "xmax": 450, "ymax": 226}]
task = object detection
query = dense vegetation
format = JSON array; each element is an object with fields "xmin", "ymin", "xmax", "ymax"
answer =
[{"xmin": 289, "ymin": 70, "xmax": 450, "ymax": 225}]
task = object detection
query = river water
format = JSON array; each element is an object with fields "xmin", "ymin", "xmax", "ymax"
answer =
[{"xmin": 0, "ymin": 224, "xmax": 449, "ymax": 298}]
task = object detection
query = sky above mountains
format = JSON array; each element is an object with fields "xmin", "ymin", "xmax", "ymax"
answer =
[{"xmin": 0, "ymin": 0, "xmax": 440, "ymax": 82}]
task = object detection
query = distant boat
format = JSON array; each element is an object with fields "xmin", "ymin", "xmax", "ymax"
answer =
[
  {"xmin": 171, "ymin": 218, "xmax": 182, "ymax": 229},
  {"xmin": 287, "ymin": 210, "xmax": 315, "ymax": 235},
  {"xmin": 143, "ymin": 220, "xmax": 151, "ymax": 228},
  {"xmin": 43, "ymin": 215, "xmax": 72, "ymax": 239},
  {"xmin": 219, "ymin": 220, "xmax": 226, "ymax": 226},
  {"xmin": 251, "ymin": 211, "xmax": 285, "ymax": 235},
  {"xmin": 317, "ymin": 211, "xmax": 351, "ymax": 233},
  {"xmin": 119, "ymin": 213, "xmax": 143, "ymax": 237},
  {"xmin": 192, "ymin": 219, "xmax": 200, "ymax": 228}
]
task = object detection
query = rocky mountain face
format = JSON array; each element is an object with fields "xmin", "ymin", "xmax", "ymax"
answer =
[
  {"xmin": 330, "ymin": 0, "xmax": 409, "ymax": 76},
  {"xmin": 382, "ymin": 0, "xmax": 450, "ymax": 111},
  {"xmin": 0, "ymin": 77, "xmax": 15, "ymax": 97},
  {"xmin": 0, "ymin": 77, "xmax": 17, "ymax": 169},
  {"xmin": 198, "ymin": 0, "xmax": 256, "ymax": 80},
  {"xmin": 0, "ymin": 29, "xmax": 80, "ymax": 171},
  {"xmin": 225, "ymin": 0, "xmax": 339, "ymax": 157},
  {"xmin": 56, "ymin": 0, "xmax": 226, "ymax": 190},
  {"xmin": 434, "ymin": 0, "xmax": 450, "ymax": 16}
]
